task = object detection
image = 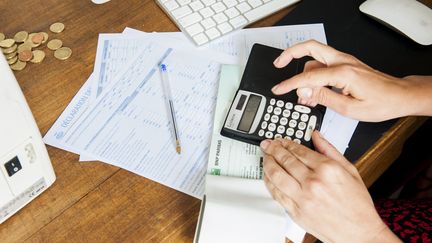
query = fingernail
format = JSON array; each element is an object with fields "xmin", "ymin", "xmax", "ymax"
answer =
[
  {"xmin": 298, "ymin": 87, "xmax": 312, "ymax": 98},
  {"xmin": 271, "ymin": 84, "xmax": 279, "ymax": 93},
  {"xmin": 273, "ymin": 56, "xmax": 280, "ymax": 66},
  {"xmin": 260, "ymin": 140, "xmax": 270, "ymax": 150}
]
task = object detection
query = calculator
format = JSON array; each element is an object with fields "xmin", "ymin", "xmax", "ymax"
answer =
[
  {"xmin": 221, "ymin": 90, "xmax": 322, "ymax": 147},
  {"xmin": 220, "ymin": 43, "xmax": 324, "ymax": 148}
]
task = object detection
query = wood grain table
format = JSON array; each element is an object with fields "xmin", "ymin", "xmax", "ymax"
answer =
[{"xmin": 0, "ymin": 0, "xmax": 427, "ymax": 242}]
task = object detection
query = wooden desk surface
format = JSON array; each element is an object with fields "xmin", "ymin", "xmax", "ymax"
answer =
[{"xmin": 0, "ymin": 0, "xmax": 427, "ymax": 242}]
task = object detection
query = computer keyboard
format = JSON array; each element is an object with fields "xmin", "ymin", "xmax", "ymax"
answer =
[{"xmin": 156, "ymin": 0, "xmax": 301, "ymax": 45}]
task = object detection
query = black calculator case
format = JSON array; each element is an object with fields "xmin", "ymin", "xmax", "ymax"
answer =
[{"xmin": 220, "ymin": 43, "xmax": 326, "ymax": 145}]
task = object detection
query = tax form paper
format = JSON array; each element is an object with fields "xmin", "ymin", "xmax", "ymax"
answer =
[{"xmin": 56, "ymin": 41, "xmax": 221, "ymax": 198}]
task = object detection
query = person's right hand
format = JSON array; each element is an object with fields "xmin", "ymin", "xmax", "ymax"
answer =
[{"xmin": 271, "ymin": 40, "xmax": 432, "ymax": 122}]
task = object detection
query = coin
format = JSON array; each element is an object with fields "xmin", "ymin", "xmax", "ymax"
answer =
[
  {"xmin": 27, "ymin": 34, "xmax": 41, "ymax": 48},
  {"xmin": 47, "ymin": 39, "xmax": 62, "ymax": 50},
  {"xmin": 10, "ymin": 60, "xmax": 26, "ymax": 71},
  {"xmin": 0, "ymin": 39, "xmax": 15, "ymax": 48},
  {"xmin": 54, "ymin": 47, "xmax": 72, "ymax": 60},
  {"xmin": 30, "ymin": 50, "xmax": 45, "ymax": 63},
  {"xmin": 49, "ymin": 22, "xmax": 65, "ymax": 33},
  {"xmin": 7, "ymin": 56, "xmax": 18, "ymax": 65},
  {"xmin": 18, "ymin": 49, "xmax": 33, "ymax": 62},
  {"xmin": 5, "ymin": 51, "xmax": 17, "ymax": 60},
  {"xmin": 18, "ymin": 42, "xmax": 32, "ymax": 53},
  {"xmin": 41, "ymin": 32, "xmax": 49, "ymax": 44},
  {"xmin": 2, "ymin": 44, "xmax": 17, "ymax": 54},
  {"xmin": 0, "ymin": 33, "xmax": 5, "ymax": 41},
  {"xmin": 14, "ymin": 31, "xmax": 28, "ymax": 43},
  {"xmin": 31, "ymin": 33, "xmax": 44, "ymax": 44}
]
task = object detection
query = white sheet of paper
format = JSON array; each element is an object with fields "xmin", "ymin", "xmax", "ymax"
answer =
[{"xmin": 198, "ymin": 175, "xmax": 286, "ymax": 243}]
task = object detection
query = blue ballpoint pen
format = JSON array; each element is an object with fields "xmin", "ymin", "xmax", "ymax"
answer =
[{"xmin": 159, "ymin": 64, "xmax": 182, "ymax": 154}]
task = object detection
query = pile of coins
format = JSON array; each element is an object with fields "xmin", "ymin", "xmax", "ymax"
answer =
[{"xmin": 0, "ymin": 22, "xmax": 72, "ymax": 71}]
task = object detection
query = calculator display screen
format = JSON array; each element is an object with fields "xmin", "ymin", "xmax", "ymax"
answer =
[{"xmin": 238, "ymin": 94, "xmax": 261, "ymax": 132}]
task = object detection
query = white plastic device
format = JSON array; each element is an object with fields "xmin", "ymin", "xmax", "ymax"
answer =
[
  {"xmin": 360, "ymin": 0, "xmax": 432, "ymax": 45},
  {"xmin": 0, "ymin": 54, "xmax": 56, "ymax": 224}
]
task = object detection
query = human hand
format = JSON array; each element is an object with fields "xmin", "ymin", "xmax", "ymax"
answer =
[
  {"xmin": 271, "ymin": 40, "xmax": 432, "ymax": 122},
  {"xmin": 261, "ymin": 132, "xmax": 401, "ymax": 243}
]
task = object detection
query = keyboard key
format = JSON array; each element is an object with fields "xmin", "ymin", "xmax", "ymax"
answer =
[
  {"xmin": 293, "ymin": 138, "xmax": 301, "ymax": 144},
  {"xmin": 286, "ymin": 128, "xmax": 294, "ymax": 136},
  {"xmin": 192, "ymin": 33, "xmax": 209, "ymax": 45},
  {"xmin": 289, "ymin": 120, "xmax": 297, "ymax": 128},
  {"xmin": 258, "ymin": 129, "xmax": 265, "ymax": 137},
  {"xmin": 248, "ymin": 0, "xmax": 263, "ymax": 8},
  {"xmin": 244, "ymin": 0, "xmax": 289, "ymax": 22},
  {"xmin": 284, "ymin": 136, "xmax": 292, "ymax": 140},
  {"xmin": 224, "ymin": 7, "xmax": 240, "ymax": 18},
  {"xmin": 294, "ymin": 105, "xmax": 311, "ymax": 114},
  {"xmin": 164, "ymin": 0, "xmax": 179, "ymax": 10},
  {"xmin": 285, "ymin": 102, "xmax": 293, "ymax": 110},
  {"xmin": 178, "ymin": 0, "xmax": 191, "ymax": 5},
  {"xmin": 270, "ymin": 98, "xmax": 276, "ymax": 105},
  {"xmin": 205, "ymin": 27, "xmax": 221, "ymax": 39},
  {"xmin": 270, "ymin": 115, "xmax": 279, "ymax": 123},
  {"xmin": 275, "ymin": 134, "xmax": 282, "ymax": 139},
  {"xmin": 200, "ymin": 17, "xmax": 216, "ymax": 28},
  {"xmin": 211, "ymin": 2, "xmax": 226, "ymax": 13},
  {"xmin": 261, "ymin": 121, "xmax": 268, "ymax": 129},
  {"xmin": 186, "ymin": 23, "xmax": 204, "ymax": 36},
  {"xmin": 282, "ymin": 109, "xmax": 290, "ymax": 117},
  {"xmin": 223, "ymin": 0, "xmax": 238, "ymax": 8},
  {"xmin": 276, "ymin": 100, "xmax": 284, "ymax": 107},
  {"xmin": 217, "ymin": 22, "xmax": 233, "ymax": 34},
  {"xmin": 264, "ymin": 113, "xmax": 270, "ymax": 121},
  {"xmin": 300, "ymin": 114, "xmax": 309, "ymax": 122},
  {"xmin": 295, "ymin": 130, "xmax": 304, "ymax": 139},
  {"xmin": 179, "ymin": 12, "xmax": 203, "ymax": 27},
  {"xmin": 202, "ymin": 0, "xmax": 216, "ymax": 6},
  {"xmin": 265, "ymin": 131, "xmax": 273, "ymax": 139},
  {"xmin": 268, "ymin": 123, "xmax": 276, "ymax": 132},
  {"xmin": 236, "ymin": 2, "xmax": 251, "ymax": 13},
  {"xmin": 304, "ymin": 115, "xmax": 317, "ymax": 142},
  {"xmin": 189, "ymin": 0, "xmax": 204, "ymax": 11},
  {"xmin": 229, "ymin": 15, "xmax": 247, "ymax": 28},
  {"xmin": 280, "ymin": 117, "xmax": 288, "ymax": 126},
  {"xmin": 273, "ymin": 107, "xmax": 282, "ymax": 115},
  {"xmin": 199, "ymin": 7, "xmax": 215, "ymax": 18},
  {"xmin": 291, "ymin": 111, "xmax": 299, "ymax": 120},
  {"xmin": 277, "ymin": 125, "xmax": 285, "ymax": 134},
  {"xmin": 266, "ymin": 106, "xmax": 273, "ymax": 113},
  {"xmin": 298, "ymin": 121, "xmax": 306, "ymax": 130},
  {"xmin": 213, "ymin": 12, "xmax": 228, "ymax": 24},
  {"xmin": 172, "ymin": 5, "xmax": 192, "ymax": 19}
]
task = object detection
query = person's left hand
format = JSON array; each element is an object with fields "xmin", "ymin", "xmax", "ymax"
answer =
[{"xmin": 260, "ymin": 132, "xmax": 400, "ymax": 243}]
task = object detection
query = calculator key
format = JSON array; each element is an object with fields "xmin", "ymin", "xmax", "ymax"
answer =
[
  {"xmin": 277, "ymin": 125, "xmax": 285, "ymax": 134},
  {"xmin": 274, "ymin": 134, "xmax": 282, "ymax": 139},
  {"xmin": 285, "ymin": 102, "xmax": 293, "ymax": 110},
  {"xmin": 294, "ymin": 105, "xmax": 311, "ymax": 114},
  {"xmin": 267, "ymin": 106, "xmax": 273, "ymax": 113},
  {"xmin": 264, "ymin": 113, "xmax": 270, "ymax": 121},
  {"xmin": 261, "ymin": 121, "xmax": 268, "ymax": 129},
  {"xmin": 268, "ymin": 123, "xmax": 276, "ymax": 132},
  {"xmin": 284, "ymin": 136, "xmax": 292, "ymax": 140},
  {"xmin": 295, "ymin": 130, "xmax": 304, "ymax": 139},
  {"xmin": 274, "ymin": 107, "xmax": 282, "ymax": 115},
  {"xmin": 282, "ymin": 109, "xmax": 290, "ymax": 117},
  {"xmin": 270, "ymin": 115, "xmax": 279, "ymax": 124},
  {"xmin": 258, "ymin": 129, "xmax": 265, "ymax": 137},
  {"xmin": 280, "ymin": 117, "xmax": 288, "ymax": 126},
  {"xmin": 291, "ymin": 111, "xmax": 300, "ymax": 120},
  {"xmin": 289, "ymin": 120, "xmax": 297, "ymax": 128},
  {"xmin": 300, "ymin": 114, "xmax": 309, "ymax": 122},
  {"xmin": 276, "ymin": 100, "xmax": 284, "ymax": 107},
  {"xmin": 265, "ymin": 131, "xmax": 273, "ymax": 138},
  {"xmin": 298, "ymin": 121, "xmax": 307, "ymax": 130},
  {"xmin": 286, "ymin": 128, "xmax": 294, "ymax": 136},
  {"xmin": 293, "ymin": 138, "xmax": 301, "ymax": 144},
  {"xmin": 304, "ymin": 115, "xmax": 317, "ymax": 142},
  {"xmin": 270, "ymin": 98, "xmax": 276, "ymax": 105}
]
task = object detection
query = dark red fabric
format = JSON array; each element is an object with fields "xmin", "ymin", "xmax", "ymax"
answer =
[{"xmin": 375, "ymin": 199, "xmax": 432, "ymax": 243}]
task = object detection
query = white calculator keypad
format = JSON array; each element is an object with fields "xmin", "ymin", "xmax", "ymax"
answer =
[{"xmin": 257, "ymin": 101, "xmax": 318, "ymax": 145}]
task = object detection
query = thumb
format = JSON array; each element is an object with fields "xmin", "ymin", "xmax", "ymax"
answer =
[
  {"xmin": 312, "ymin": 131, "xmax": 358, "ymax": 174},
  {"xmin": 297, "ymin": 86, "xmax": 356, "ymax": 117}
]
